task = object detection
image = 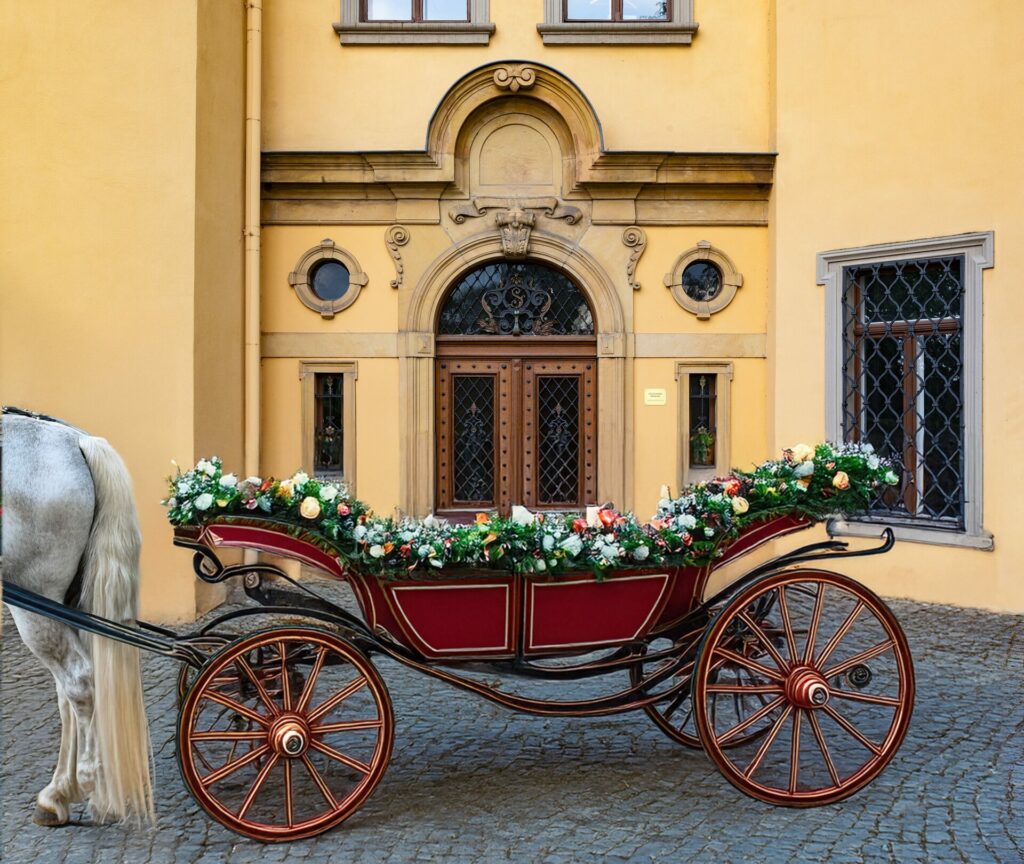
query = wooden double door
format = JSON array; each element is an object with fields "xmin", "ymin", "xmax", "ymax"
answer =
[{"xmin": 436, "ymin": 341, "xmax": 597, "ymax": 518}]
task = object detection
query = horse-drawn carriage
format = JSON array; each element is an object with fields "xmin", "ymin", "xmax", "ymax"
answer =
[{"xmin": 3, "ymin": 408, "xmax": 914, "ymax": 842}]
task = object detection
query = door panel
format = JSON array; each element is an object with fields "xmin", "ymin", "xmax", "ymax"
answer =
[
  {"xmin": 436, "ymin": 359, "xmax": 514, "ymax": 515},
  {"xmin": 522, "ymin": 360, "xmax": 597, "ymax": 509}
]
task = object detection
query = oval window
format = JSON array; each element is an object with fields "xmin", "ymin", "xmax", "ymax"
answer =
[
  {"xmin": 681, "ymin": 261, "xmax": 723, "ymax": 303},
  {"xmin": 311, "ymin": 260, "xmax": 350, "ymax": 302}
]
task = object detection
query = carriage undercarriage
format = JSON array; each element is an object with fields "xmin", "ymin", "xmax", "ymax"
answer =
[{"xmin": 5, "ymin": 517, "xmax": 915, "ymax": 842}]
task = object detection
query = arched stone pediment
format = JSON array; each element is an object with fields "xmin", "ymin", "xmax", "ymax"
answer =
[{"xmin": 425, "ymin": 61, "xmax": 604, "ymax": 190}]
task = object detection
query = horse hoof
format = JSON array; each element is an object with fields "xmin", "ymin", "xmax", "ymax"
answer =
[{"xmin": 33, "ymin": 804, "xmax": 68, "ymax": 827}]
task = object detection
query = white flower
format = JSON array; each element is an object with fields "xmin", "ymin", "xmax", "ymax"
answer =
[
  {"xmin": 401, "ymin": 530, "xmax": 417, "ymax": 542},
  {"xmin": 197, "ymin": 459, "xmax": 217, "ymax": 476},
  {"xmin": 429, "ymin": 558, "xmax": 443, "ymax": 568},
  {"xmin": 423, "ymin": 514, "xmax": 440, "ymax": 528},
  {"xmin": 292, "ymin": 471, "xmax": 309, "ymax": 486},
  {"xmin": 704, "ymin": 527, "xmax": 715, "ymax": 538},
  {"xmin": 194, "ymin": 493, "xmax": 214, "ymax": 511},
  {"xmin": 418, "ymin": 544, "xmax": 432, "ymax": 558},
  {"xmin": 219, "ymin": 473, "xmax": 237, "ymax": 488},
  {"xmin": 559, "ymin": 534, "xmax": 583, "ymax": 556},
  {"xmin": 863, "ymin": 443, "xmax": 875, "ymax": 454},
  {"xmin": 867, "ymin": 455, "xmax": 880, "ymax": 470},
  {"xmin": 510, "ymin": 505, "xmax": 535, "ymax": 526},
  {"xmin": 534, "ymin": 559, "xmax": 547, "ymax": 572},
  {"xmin": 632, "ymin": 545, "xmax": 650, "ymax": 562},
  {"xmin": 656, "ymin": 497, "xmax": 672, "ymax": 512},
  {"xmin": 369, "ymin": 544, "xmax": 385, "ymax": 558},
  {"xmin": 676, "ymin": 514, "xmax": 697, "ymax": 530},
  {"xmin": 542, "ymin": 534, "xmax": 555, "ymax": 552},
  {"xmin": 177, "ymin": 481, "xmax": 190, "ymax": 495},
  {"xmin": 166, "ymin": 497, "xmax": 177, "ymax": 509},
  {"xmin": 884, "ymin": 470, "xmax": 899, "ymax": 485},
  {"xmin": 793, "ymin": 461, "xmax": 815, "ymax": 478},
  {"xmin": 320, "ymin": 484, "xmax": 339, "ymax": 502},
  {"xmin": 353, "ymin": 525, "xmax": 368, "ymax": 541},
  {"xmin": 244, "ymin": 475, "xmax": 262, "ymax": 486}
]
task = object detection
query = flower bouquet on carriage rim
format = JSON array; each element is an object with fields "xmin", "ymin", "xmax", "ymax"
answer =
[{"xmin": 163, "ymin": 443, "xmax": 899, "ymax": 581}]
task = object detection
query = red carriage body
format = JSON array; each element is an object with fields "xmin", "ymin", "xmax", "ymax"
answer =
[{"xmin": 186, "ymin": 514, "xmax": 811, "ymax": 660}]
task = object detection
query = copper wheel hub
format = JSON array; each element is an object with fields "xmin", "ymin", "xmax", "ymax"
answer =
[
  {"xmin": 785, "ymin": 666, "xmax": 830, "ymax": 709},
  {"xmin": 270, "ymin": 715, "xmax": 310, "ymax": 758}
]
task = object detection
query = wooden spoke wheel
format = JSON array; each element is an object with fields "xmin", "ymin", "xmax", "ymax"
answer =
[
  {"xmin": 693, "ymin": 570, "xmax": 914, "ymax": 806},
  {"xmin": 178, "ymin": 627, "xmax": 394, "ymax": 841},
  {"xmin": 632, "ymin": 615, "xmax": 781, "ymax": 750}
]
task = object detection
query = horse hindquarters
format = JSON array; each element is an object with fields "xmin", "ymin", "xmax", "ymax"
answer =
[{"xmin": 78, "ymin": 435, "xmax": 154, "ymax": 824}]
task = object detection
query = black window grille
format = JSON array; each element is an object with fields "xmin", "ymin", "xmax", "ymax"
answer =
[
  {"xmin": 314, "ymin": 374, "xmax": 344, "ymax": 477},
  {"xmin": 537, "ymin": 376, "xmax": 581, "ymax": 505},
  {"xmin": 841, "ymin": 255, "xmax": 965, "ymax": 527},
  {"xmin": 452, "ymin": 375, "xmax": 495, "ymax": 503},
  {"xmin": 438, "ymin": 262, "xmax": 594, "ymax": 337},
  {"xmin": 688, "ymin": 374, "xmax": 716, "ymax": 467}
]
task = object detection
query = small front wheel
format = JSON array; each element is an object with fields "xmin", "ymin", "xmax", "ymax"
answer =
[
  {"xmin": 178, "ymin": 627, "xmax": 394, "ymax": 841},
  {"xmin": 693, "ymin": 569, "xmax": 914, "ymax": 806}
]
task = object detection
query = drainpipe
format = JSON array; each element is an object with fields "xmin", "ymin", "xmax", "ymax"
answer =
[{"xmin": 243, "ymin": 0, "xmax": 262, "ymax": 564}]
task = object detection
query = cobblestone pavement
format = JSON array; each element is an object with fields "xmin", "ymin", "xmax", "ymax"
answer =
[{"xmin": 2, "ymin": 585, "xmax": 1022, "ymax": 864}]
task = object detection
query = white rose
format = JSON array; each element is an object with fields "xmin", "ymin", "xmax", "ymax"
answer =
[
  {"xmin": 510, "ymin": 505, "xmax": 535, "ymax": 526},
  {"xmin": 559, "ymin": 534, "xmax": 583, "ymax": 556},
  {"xmin": 292, "ymin": 471, "xmax": 309, "ymax": 486},
  {"xmin": 245, "ymin": 475, "xmax": 262, "ymax": 486},
  {"xmin": 867, "ymin": 455, "xmax": 880, "ymax": 470},
  {"xmin": 863, "ymin": 443, "xmax": 875, "ymax": 454},
  {"xmin": 219, "ymin": 473, "xmax": 237, "ymax": 488},
  {"xmin": 704, "ymin": 527, "xmax": 715, "ymax": 538},
  {"xmin": 632, "ymin": 545, "xmax": 650, "ymax": 562},
  {"xmin": 353, "ymin": 525, "xmax": 368, "ymax": 541},
  {"xmin": 369, "ymin": 544, "xmax": 385, "ymax": 558},
  {"xmin": 177, "ymin": 481, "xmax": 190, "ymax": 495},
  {"xmin": 320, "ymin": 484, "xmax": 339, "ymax": 502},
  {"xmin": 197, "ymin": 459, "xmax": 216, "ymax": 476},
  {"xmin": 677, "ymin": 514, "xmax": 697, "ymax": 530},
  {"xmin": 194, "ymin": 493, "xmax": 214, "ymax": 511},
  {"xmin": 790, "ymin": 443, "xmax": 815, "ymax": 463},
  {"xmin": 542, "ymin": 534, "xmax": 555, "ymax": 552},
  {"xmin": 534, "ymin": 559, "xmax": 547, "ymax": 572}
]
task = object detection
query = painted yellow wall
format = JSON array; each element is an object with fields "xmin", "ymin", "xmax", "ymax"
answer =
[
  {"xmin": 771, "ymin": 0, "xmax": 1024, "ymax": 611},
  {"xmin": 262, "ymin": 0, "xmax": 772, "ymax": 153},
  {"xmin": 0, "ymin": 0, "xmax": 244, "ymax": 621}
]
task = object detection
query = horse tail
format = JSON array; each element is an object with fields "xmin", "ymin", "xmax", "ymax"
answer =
[{"xmin": 78, "ymin": 435, "xmax": 155, "ymax": 824}]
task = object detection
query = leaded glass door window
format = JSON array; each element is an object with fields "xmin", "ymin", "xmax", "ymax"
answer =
[{"xmin": 435, "ymin": 261, "xmax": 597, "ymax": 519}]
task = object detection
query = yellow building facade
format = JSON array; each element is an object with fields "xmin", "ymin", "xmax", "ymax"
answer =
[{"xmin": 3, "ymin": 1, "xmax": 1022, "ymax": 619}]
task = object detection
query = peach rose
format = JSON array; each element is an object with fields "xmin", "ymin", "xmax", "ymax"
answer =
[
  {"xmin": 832, "ymin": 471, "xmax": 850, "ymax": 491},
  {"xmin": 299, "ymin": 496, "xmax": 321, "ymax": 519}
]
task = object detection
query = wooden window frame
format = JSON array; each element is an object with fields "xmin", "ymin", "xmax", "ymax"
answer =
[
  {"xmin": 539, "ymin": 0, "xmax": 696, "ymax": 44},
  {"xmin": 674, "ymin": 361, "xmax": 732, "ymax": 489},
  {"xmin": 361, "ymin": 0, "xmax": 469, "ymax": 22},
  {"xmin": 336, "ymin": 0, "xmax": 493, "ymax": 44},
  {"xmin": 300, "ymin": 362, "xmax": 358, "ymax": 492},
  {"xmin": 563, "ymin": 0, "xmax": 670, "ymax": 22}
]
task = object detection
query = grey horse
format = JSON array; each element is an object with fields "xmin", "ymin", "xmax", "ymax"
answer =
[{"xmin": 2, "ymin": 409, "xmax": 153, "ymax": 825}]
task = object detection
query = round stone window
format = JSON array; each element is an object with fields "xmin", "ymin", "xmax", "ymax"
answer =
[
  {"xmin": 681, "ymin": 261, "xmax": 723, "ymax": 303},
  {"xmin": 288, "ymin": 239, "xmax": 368, "ymax": 319},
  {"xmin": 311, "ymin": 260, "xmax": 350, "ymax": 302},
  {"xmin": 664, "ymin": 242, "xmax": 743, "ymax": 320}
]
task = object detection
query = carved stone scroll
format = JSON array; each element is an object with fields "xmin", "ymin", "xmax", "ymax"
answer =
[
  {"xmin": 622, "ymin": 226, "xmax": 647, "ymax": 291},
  {"xmin": 492, "ymin": 64, "xmax": 537, "ymax": 93},
  {"xmin": 385, "ymin": 224, "xmax": 410, "ymax": 289},
  {"xmin": 448, "ymin": 196, "xmax": 582, "ymax": 226}
]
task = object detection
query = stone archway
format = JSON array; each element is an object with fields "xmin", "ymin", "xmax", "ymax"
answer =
[{"xmin": 399, "ymin": 231, "xmax": 630, "ymax": 517}]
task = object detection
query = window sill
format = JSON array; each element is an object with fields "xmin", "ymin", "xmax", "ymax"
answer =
[
  {"xmin": 334, "ymin": 21, "xmax": 495, "ymax": 45},
  {"xmin": 827, "ymin": 518, "xmax": 994, "ymax": 551},
  {"xmin": 537, "ymin": 21, "xmax": 697, "ymax": 45}
]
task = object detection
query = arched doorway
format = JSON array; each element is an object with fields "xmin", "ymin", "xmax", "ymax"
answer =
[{"xmin": 435, "ymin": 261, "xmax": 598, "ymax": 519}]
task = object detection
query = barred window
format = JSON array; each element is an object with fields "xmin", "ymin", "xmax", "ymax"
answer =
[
  {"xmin": 842, "ymin": 256, "xmax": 965, "ymax": 527},
  {"xmin": 819, "ymin": 233, "xmax": 993, "ymax": 549},
  {"xmin": 300, "ymin": 362, "xmax": 357, "ymax": 489}
]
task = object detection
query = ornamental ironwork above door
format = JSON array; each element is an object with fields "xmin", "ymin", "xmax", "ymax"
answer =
[{"xmin": 438, "ymin": 261, "xmax": 594, "ymax": 337}]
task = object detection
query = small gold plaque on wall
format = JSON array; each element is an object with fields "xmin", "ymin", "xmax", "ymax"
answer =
[{"xmin": 644, "ymin": 388, "xmax": 667, "ymax": 406}]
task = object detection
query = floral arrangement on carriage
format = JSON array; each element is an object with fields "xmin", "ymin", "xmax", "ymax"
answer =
[{"xmin": 163, "ymin": 442, "xmax": 898, "ymax": 580}]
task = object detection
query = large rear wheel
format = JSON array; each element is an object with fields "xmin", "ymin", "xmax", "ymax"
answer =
[{"xmin": 692, "ymin": 570, "xmax": 914, "ymax": 806}]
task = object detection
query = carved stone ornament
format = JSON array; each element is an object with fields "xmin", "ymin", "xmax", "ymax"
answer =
[
  {"xmin": 385, "ymin": 224, "xmax": 410, "ymax": 289},
  {"xmin": 492, "ymin": 64, "xmax": 537, "ymax": 92},
  {"xmin": 448, "ymin": 196, "xmax": 582, "ymax": 226},
  {"xmin": 621, "ymin": 226, "xmax": 647, "ymax": 291},
  {"xmin": 495, "ymin": 207, "xmax": 536, "ymax": 259}
]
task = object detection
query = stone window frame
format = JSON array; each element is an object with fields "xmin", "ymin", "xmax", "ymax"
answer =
[
  {"xmin": 334, "ymin": 0, "xmax": 493, "ymax": 44},
  {"xmin": 674, "ymin": 361, "xmax": 732, "ymax": 489},
  {"xmin": 538, "ymin": 0, "xmax": 697, "ymax": 44},
  {"xmin": 288, "ymin": 239, "xmax": 368, "ymax": 319},
  {"xmin": 817, "ymin": 231, "xmax": 994, "ymax": 550},
  {"xmin": 664, "ymin": 241, "xmax": 743, "ymax": 320},
  {"xmin": 300, "ymin": 361, "xmax": 358, "ymax": 492}
]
